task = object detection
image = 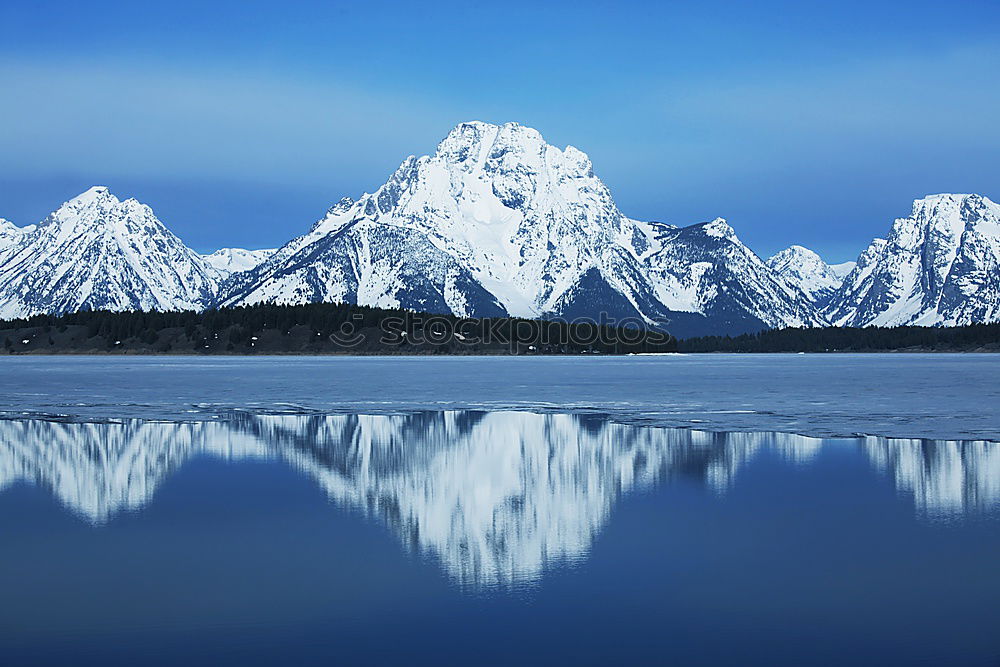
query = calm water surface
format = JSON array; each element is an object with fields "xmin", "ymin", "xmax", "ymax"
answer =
[{"xmin": 1, "ymin": 357, "xmax": 998, "ymax": 665}]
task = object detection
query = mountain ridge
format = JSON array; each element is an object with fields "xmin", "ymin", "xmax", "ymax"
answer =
[
  {"xmin": 213, "ymin": 121, "xmax": 826, "ymax": 336},
  {"xmin": 0, "ymin": 123, "xmax": 997, "ymax": 334},
  {"xmin": 0, "ymin": 186, "xmax": 221, "ymax": 318},
  {"xmin": 827, "ymin": 193, "xmax": 1000, "ymax": 327}
]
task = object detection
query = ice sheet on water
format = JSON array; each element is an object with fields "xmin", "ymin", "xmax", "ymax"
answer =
[{"xmin": 0, "ymin": 354, "xmax": 998, "ymax": 440}]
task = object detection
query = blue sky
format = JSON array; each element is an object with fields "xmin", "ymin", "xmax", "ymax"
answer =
[{"xmin": 1, "ymin": 0, "xmax": 998, "ymax": 261}]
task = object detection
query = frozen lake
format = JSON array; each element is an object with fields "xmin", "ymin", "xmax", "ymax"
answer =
[
  {"xmin": 1, "ymin": 354, "xmax": 998, "ymax": 440},
  {"xmin": 1, "ymin": 355, "xmax": 998, "ymax": 664}
]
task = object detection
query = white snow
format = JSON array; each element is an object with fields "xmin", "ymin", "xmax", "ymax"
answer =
[
  {"xmin": 0, "ymin": 218, "xmax": 35, "ymax": 260},
  {"xmin": 767, "ymin": 245, "xmax": 851, "ymax": 306},
  {"xmin": 1, "ymin": 124, "xmax": 997, "ymax": 332},
  {"xmin": 219, "ymin": 121, "xmax": 827, "ymax": 330},
  {"xmin": 827, "ymin": 193, "xmax": 1000, "ymax": 327},
  {"xmin": 829, "ymin": 261, "xmax": 857, "ymax": 280},
  {"xmin": 202, "ymin": 247, "xmax": 276, "ymax": 277},
  {"xmin": 0, "ymin": 187, "xmax": 220, "ymax": 318}
]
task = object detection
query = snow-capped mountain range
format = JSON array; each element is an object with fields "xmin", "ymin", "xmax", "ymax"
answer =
[
  {"xmin": 217, "ymin": 122, "xmax": 823, "ymax": 335},
  {"xmin": 0, "ymin": 121, "xmax": 997, "ymax": 334},
  {"xmin": 826, "ymin": 194, "xmax": 1000, "ymax": 327}
]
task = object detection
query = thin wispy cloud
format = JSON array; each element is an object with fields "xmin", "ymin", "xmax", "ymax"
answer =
[
  {"xmin": 1, "ymin": 1, "xmax": 997, "ymax": 259},
  {"xmin": 0, "ymin": 61, "xmax": 451, "ymax": 185}
]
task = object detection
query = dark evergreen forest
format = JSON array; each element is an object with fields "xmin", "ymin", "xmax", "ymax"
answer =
[
  {"xmin": 0, "ymin": 303, "xmax": 677, "ymax": 355},
  {"xmin": 678, "ymin": 324, "xmax": 1000, "ymax": 352},
  {"xmin": 3, "ymin": 303, "xmax": 997, "ymax": 355}
]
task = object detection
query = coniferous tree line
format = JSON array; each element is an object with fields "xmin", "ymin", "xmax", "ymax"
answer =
[
  {"xmin": 678, "ymin": 324, "xmax": 1000, "ymax": 352},
  {"xmin": 0, "ymin": 302, "xmax": 678, "ymax": 355},
  {"xmin": 3, "ymin": 302, "xmax": 997, "ymax": 354}
]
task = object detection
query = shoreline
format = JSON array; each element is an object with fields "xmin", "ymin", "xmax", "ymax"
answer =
[{"xmin": 2, "ymin": 347, "xmax": 998, "ymax": 356}]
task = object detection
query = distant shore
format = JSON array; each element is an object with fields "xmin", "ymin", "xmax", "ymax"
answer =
[
  {"xmin": 3, "ymin": 341, "xmax": 996, "ymax": 356},
  {"xmin": 2, "ymin": 304, "xmax": 997, "ymax": 356},
  {"xmin": 676, "ymin": 323, "xmax": 1000, "ymax": 353},
  {"xmin": 0, "ymin": 303, "xmax": 676, "ymax": 357}
]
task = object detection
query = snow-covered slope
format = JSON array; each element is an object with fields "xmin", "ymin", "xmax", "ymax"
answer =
[
  {"xmin": 219, "ymin": 121, "xmax": 654, "ymax": 319},
  {"xmin": 219, "ymin": 121, "xmax": 823, "ymax": 335},
  {"xmin": 827, "ymin": 194, "xmax": 1000, "ymax": 326},
  {"xmin": 202, "ymin": 247, "xmax": 275, "ymax": 278},
  {"xmin": 767, "ymin": 245, "xmax": 853, "ymax": 307},
  {"xmin": 0, "ymin": 219, "xmax": 36, "ymax": 265},
  {"xmin": 829, "ymin": 261, "xmax": 857, "ymax": 281},
  {"xmin": 643, "ymin": 221, "xmax": 826, "ymax": 334},
  {"xmin": 0, "ymin": 187, "xmax": 219, "ymax": 318},
  {"xmin": 1, "ymin": 218, "xmax": 30, "ymax": 252}
]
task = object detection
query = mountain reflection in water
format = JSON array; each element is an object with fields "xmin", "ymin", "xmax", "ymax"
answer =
[{"xmin": 0, "ymin": 411, "xmax": 997, "ymax": 587}]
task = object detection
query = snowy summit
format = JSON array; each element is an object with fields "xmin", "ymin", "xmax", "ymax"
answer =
[{"xmin": 0, "ymin": 125, "xmax": 998, "ymax": 334}]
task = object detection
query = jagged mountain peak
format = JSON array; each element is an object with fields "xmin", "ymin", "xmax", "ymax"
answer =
[
  {"xmin": 768, "ymin": 245, "xmax": 827, "ymax": 273},
  {"xmin": 40, "ymin": 186, "xmax": 160, "ymax": 234},
  {"xmin": 327, "ymin": 196, "xmax": 355, "ymax": 216},
  {"xmin": 827, "ymin": 192, "xmax": 1000, "ymax": 326},
  {"xmin": 767, "ymin": 244, "xmax": 850, "ymax": 307},
  {"xmin": 697, "ymin": 217, "xmax": 737, "ymax": 239},
  {"xmin": 776, "ymin": 244, "xmax": 818, "ymax": 257},
  {"xmin": 0, "ymin": 218, "xmax": 33, "ymax": 255},
  {"xmin": 903, "ymin": 194, "xmax": 999, "ymax": 243},
  {"xmin": 771, "ymin": 244, "xmax": 847, "ymax": 269},
  {"xmin": 912, "ymin": 192, "xmax": 988, "ymax": 207},
  {"xmin": 907, "ymin": 193, "xmax": 995, "ymax": 231},
  {"xmin": 220, "ymin": 120, "xmax": 645, "ymax": 320},
  {"xmin": 435, "ymin": 121, "xmax": 594, "ymax": 183},
  {"xmin": 0, "ymin": 186, "xmax": 220, "ymax": 318},
  {"xmin": 51, "ymin": 185, "xmax": 119, "ymax": 215},
  {"xmin": 0, "ymin": 217, "xmax": 23, "ymax": 237},
  {"xmin": 438, "ymin": 120, "xmax": 543, "ymax": 152},
  {"xmin": 643, "ymin": 219, "xmax": 825, "ymax": 333},
  {"xmin": 215, "ymin": 121, "xmax": 827, "ymax": 335},
  {"xmin": 75, "ymin": 184, "xmax": 113, "ymax": 200}
]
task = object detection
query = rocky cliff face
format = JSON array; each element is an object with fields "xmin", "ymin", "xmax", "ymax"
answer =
[{"xmin": 827, "ymin": 194, "xmax": 1000, "ymax": 326}]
